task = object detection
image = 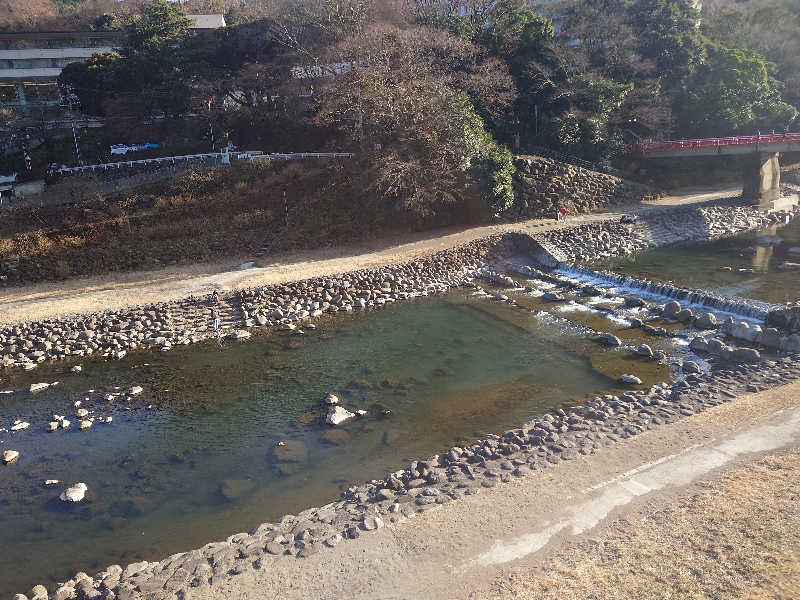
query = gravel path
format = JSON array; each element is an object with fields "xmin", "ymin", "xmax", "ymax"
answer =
[
  {"xmin": 0, "ymin": 187, "xmax": 740, "ymax": 325},
  {"xmin": 181, "ymin": 380, "xmax": 800, "ymax": 600}
]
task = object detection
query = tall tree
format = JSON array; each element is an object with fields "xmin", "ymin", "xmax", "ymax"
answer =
[
  {"xmin": 673, "ymin": 43, "xmax": 798, "ymax": 136},
  {"xmin": 626, "ymin": 0, "xmax": 703, "ymax": 89}
]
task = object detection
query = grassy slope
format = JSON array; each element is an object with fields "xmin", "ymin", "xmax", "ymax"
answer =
[{"xmin": 0, "ymin": 160, "xmax": 462, "ymax": 285}]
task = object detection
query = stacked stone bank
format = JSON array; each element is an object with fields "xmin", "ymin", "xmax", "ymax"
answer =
[{"xmin": 509, "ymin": 155, "xmax": 660, "ymax": 219}]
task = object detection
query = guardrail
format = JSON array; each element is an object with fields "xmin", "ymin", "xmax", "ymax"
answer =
[
  {"xmin": 56, "ymin": 151, "xmax": 265, "ymax": 175},
  {"xmin": 250, "ymin": 152, "xmax": 355, "ymax": 161},
  {"xmin": 630, "ymin": 132, "xmax": 800, "ymax": 153},
  {"xmin": 55, "ymin": 151, "xmax": 353, "ymax": 175}
]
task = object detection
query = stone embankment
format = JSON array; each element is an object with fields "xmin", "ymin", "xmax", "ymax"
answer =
[
  {"xmin": 508, "ymin": 155, "xmax": 660, "ymax": 219},
  {"xmin": 537, "ymin": 202, "xmax": 793, "ymax": 262},
  {"xmin": 16, "ymin": 356, "xmax": 800, "ymax": 600}
]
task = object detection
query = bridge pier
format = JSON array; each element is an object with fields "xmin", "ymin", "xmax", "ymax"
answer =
[{"xmin": 742, "ymin": 152, "xmax": 781, "ymax": 209}]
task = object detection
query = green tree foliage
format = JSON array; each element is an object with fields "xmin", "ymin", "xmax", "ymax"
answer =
[
  {"xmin": 481, "ymin": 0, "xmax": 554, "ymax": 58},
  {"xmin": 60, "ymin": 0, "xmax": 195, "ymax": 116},
  {"xmin": 626, "ymin": 0, "xmax": 703, "ymax": 88},
  {"xmin": 673, "ymin": 43, "xmax": 798, "ymax": 136}
]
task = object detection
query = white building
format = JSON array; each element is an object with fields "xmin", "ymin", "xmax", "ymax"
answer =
[{"xmin": 0, "ymin": 15, "xmax": 226, "ymax": 110}]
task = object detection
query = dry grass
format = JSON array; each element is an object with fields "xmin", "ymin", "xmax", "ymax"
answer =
[{"xmin": 488, "ymin": 451, "xmax": 800, "ymax": 600}]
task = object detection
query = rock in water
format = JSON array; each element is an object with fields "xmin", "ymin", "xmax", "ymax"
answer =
[
  {"xmin": 270, "ymin": 440, "xmax": 307, "ymax": 464},
  {"xmin": 599, "ymin": 333, "xmax": 622, "ymax": 347},
  {"xmin": 60, "ymin": 483, "xmax": 88, "ymax": 502},
  {"xmin": 618, "ymin": 374, "xmax": 643, "ymax": 385},
  {"xmin": 663, "ymin": 301, "xmax": 681, "ymax": 318},
  {"xmin": 46, "ymin": 421, "xmax": 59, "ymax": 432},
  {"xmin": 695, "ymin": 312, "xmax": 718, "ymax": 330},
  {"xmin": 2, "ymin": 450, "xmax": 20, "ymax": 464},
  {"xmin": 129, "ymin": 386, "xmax": 144, "ymax": 395},
  {"xmin": 324, "ymin": 393, "xmax": 339, "ymax": 405},
  {"xmin": 29, "ymin": 382, "xmax": 50, "ymax": 393},
  {"xmin": 321, "ymin": 429, "xmax": 350, "ymax": 446},
  {"xmin": 635, "ymin": 344, "xmax": 653, "ymax": 358},
  {"xmin": 682, "ymin": 361, "xmax": 701, "ymax": 374},
  {"xmin": 326, "ymin": 405, "xmax": 355, "ymax": 426},
  {"xmin": 220, "ymin": 479, "xmax": 256, "ymax": 502},
  {"xmin": 71, "ymin": 365, "xmax": 83, "ymax": 373}
]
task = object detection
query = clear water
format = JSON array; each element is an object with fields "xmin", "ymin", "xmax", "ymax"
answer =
[
  {"xmin": 596, "ymin": 219, "xmax": 800, "ymax": 305},
  {"xmin": 0, "ymin": 290, "xmax": 657, "ymax": 595}
]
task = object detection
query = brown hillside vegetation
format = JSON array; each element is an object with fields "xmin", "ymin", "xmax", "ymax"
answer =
[{"xmin": 0, "ymin": 160, "xmax": 480, "ymax": 285}]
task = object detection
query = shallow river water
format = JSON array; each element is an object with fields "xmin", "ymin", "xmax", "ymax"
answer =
[
  {"xmin": 597, "ymin": 218, "xmax": 800, "ymax": 304},
  {"xmin": 0, "ymin": 290, "xmax": 664, "ymax": 595}
]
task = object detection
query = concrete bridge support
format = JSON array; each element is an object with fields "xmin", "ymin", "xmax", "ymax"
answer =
[{"xmin": 742, "ymin": 152, "xmax": 780, "ymax": 209}]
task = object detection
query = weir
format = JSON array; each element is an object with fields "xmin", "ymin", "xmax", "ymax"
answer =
[{"xmin": 552, "ymin": 264, "xmax": 776, "ymax": 321}]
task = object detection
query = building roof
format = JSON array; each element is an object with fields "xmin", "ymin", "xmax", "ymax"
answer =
[{"xmin": 187, "ymin": 14, "xmax": 226, "ymax": 30}]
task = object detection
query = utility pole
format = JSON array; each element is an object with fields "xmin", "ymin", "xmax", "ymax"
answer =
[
  {"xmin": 61, "ymin": 85, "xmax": 83, "ymax": 166},
  {"xmin": 206, "ymin": 97, "xmax": 215, "ymax": 152}
]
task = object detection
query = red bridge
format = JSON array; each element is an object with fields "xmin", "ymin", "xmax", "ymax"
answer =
[
  {"xmin": 631, "ymin": 132, "xmax": 800, "ymax": 209},
  {"xmin": 630, "ymin": 132, "xmax": 800, "ymax": 155}
]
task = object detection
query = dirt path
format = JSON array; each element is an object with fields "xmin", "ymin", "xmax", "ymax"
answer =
[
  {"xmin": 0, "ymin": 186, "xmax": 741, "ymax": 324},
  {"xmin": 184, "ymin": 380, "xmax": 800, "ymax": 600}
]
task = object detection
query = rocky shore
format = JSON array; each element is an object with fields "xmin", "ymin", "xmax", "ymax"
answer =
[{"xmin": 536, "ymin": 202, "xmax": 792, "ymax": 262}]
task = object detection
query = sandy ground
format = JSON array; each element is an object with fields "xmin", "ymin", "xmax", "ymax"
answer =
[
  {"xmin": 184, "ymin": 380, "xmax": 800, "ymax": 600},
  {"xmin": 0, "ymin": 186, "xmax": 740, "ymax": 324}
]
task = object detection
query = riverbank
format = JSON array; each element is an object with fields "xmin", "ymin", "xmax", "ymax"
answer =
[
  {"xmin": 0, "ymin": 187, "xmax": 743, "ymax": 325},
  {"xmin": 1, "ymin": 198, "xmax": 790, "ymax": 372}
]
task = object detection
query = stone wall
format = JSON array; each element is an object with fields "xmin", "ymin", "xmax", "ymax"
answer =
[{"xmin": 509, "ymin": 155, "xmax": 660, "ymax": 219}]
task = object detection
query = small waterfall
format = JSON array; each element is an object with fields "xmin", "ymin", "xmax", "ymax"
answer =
[{"xmin": 552, "ymin": 264, "xmax": 779, "ymax": 321}]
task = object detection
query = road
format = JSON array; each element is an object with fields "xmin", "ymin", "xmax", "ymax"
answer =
[{"xmin": 0, "ymin": 186, "xmax": 741, "ymax": 324}]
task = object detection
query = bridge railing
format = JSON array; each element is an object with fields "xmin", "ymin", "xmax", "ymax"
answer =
[{"xmin": 630, "ymin": 132, "xmax": 800, "ymax": 153}]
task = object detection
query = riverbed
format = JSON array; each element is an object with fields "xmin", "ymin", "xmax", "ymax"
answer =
[{"xmin": 0, "ymin": 289, "xmax": 663, "ymax": 594}]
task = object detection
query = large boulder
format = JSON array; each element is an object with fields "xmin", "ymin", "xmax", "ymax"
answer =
[
  {"xmin": 635, "ymin": 344, "xmax": 653, "ymax": 358},
  {"xmin": 60, "ymin": 483, "xmax": 88, "ymax": 503},
  {"xmin": 326, "ymin": 405, "xmax": 355, "ymax": 426},
  {"xmin": 2, "ymin": 450, "xmax": 19, "ymax": 465},
  {"xmin": 599, "ymin": 333, "xmax": 622, "ymax": 347},
  {"xmin": 618, "ymin": 374, "xmax": 643, "ymax": 385},
  {"xmin": 663, "ymin": 301, "xmax": 681, "ymax": 318},
  {"xmin": 733, "ymin": 348, "xmax": 761, "ymax": 364},
  {"xmin": 689, "ymin": 337, "xmax": 709, "ymax": 353},
  {"xmin": 695, "ymin": 312, "xmax": 718, "ymax": 330}
]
